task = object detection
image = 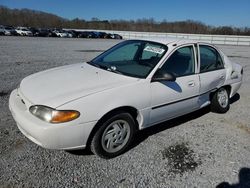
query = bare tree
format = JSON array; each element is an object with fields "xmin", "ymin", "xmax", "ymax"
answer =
[{"xmin": 0, "ymin": 6, "xmax": 249, "ymax": 35}]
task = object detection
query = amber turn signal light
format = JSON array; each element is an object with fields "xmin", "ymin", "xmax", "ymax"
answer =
[{"xmin": 51, "ymin": 110, "xmax": 80, "ymax": 123}]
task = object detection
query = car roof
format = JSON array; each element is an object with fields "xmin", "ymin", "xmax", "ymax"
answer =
[{"xmin": 134, "ymin": 37, "xmax": 199, "ymax": 46}]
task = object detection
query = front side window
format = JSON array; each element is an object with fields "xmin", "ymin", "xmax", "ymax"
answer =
[
  {"xmin": 89, "ymin": 40, "xmax": 168, "ymax": 78},
  {"xmin": 199, "ymin": 45, "xmax": 224, "ymax": 73},
  {"xmin": 160, "ymin": 46, "xmax": 195, "ymax": 77}
]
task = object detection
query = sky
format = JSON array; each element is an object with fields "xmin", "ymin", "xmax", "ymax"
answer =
[{"xmin": 0, "ymin": 0, "xmax": 250, "ymax": 27}]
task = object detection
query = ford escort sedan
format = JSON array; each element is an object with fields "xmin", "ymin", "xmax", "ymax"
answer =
[{"xmin": 9, "ymin": 38, "xmax": 243, "ymax": 158}]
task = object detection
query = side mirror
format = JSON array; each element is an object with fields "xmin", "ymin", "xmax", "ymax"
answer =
[{"xmin": 151, "ymin": 69, "xmax": 176, "ymax": 82}]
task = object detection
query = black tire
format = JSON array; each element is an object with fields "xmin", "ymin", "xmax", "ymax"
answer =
[
  {"xmin": 211, "ymin": 87, "xmax": 230, "ymax": 113},
  {"xmin": 90, "ymin": 112, "xmax": 136, "ymax": 159}
]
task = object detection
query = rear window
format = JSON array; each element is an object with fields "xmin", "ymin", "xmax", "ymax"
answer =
[{"xmin": 199, "ymin": 45, "xmax": 224, "ymax": 73}]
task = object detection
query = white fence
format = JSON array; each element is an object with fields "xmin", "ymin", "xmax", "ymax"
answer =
[{"xmin": 68, "ymin": 29, "xmax": 250, "ymax": 46}]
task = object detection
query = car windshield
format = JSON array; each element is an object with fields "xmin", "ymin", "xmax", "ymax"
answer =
[{"xmin": 88, "ymin": 40, "xmax": 168, "ymax": 78}]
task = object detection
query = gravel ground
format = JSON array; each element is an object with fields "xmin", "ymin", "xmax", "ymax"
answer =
[{"xmin": 0, "ymin": 36, "xmax": 250, "ymax": 188}]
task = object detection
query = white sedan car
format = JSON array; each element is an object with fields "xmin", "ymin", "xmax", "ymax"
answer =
[
  {"xmin": 54, "ymin": 30, "xmax": 68, "ymax": 38},
  {"xmin": 15, "ymin": 27, "xmax": 33, "ymax": 36},
  {"xmin": 9, "ymin": 38, "xmax": 243, "ymax": 158}
]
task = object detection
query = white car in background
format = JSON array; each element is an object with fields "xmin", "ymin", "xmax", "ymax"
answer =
[
  {"xmin": 0, "ymin": 25, "xmax": 11, "ymax": 35},
  {"xmin": 54, "ymin": 30, "xmax": 68, "ymax": 37},
  {"xmin": 9, "ymin": 38, "xmax": 243, "ymax": 158},
  {"xmin": 15, "ymin": 27, "xmax": 32, "ymax": 36}
]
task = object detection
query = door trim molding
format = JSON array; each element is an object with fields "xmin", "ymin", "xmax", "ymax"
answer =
[{"xmin": 152, "ymin": 88, "xmax": 215, "ymax": 110}]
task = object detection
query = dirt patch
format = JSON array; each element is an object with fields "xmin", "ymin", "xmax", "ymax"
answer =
[
  {"xmin": 237, "ymin": 123, "xmax": 250, "ymax": 134},
  {"xmin": 161, "ymin": 142, "xmax": 201, "ymax": 175},
  {"xmin": 0, "ymin": 91, "xmax": 9, "ymax": 97},
  {"xmin": 16, "ymin": 61, "xmax": 32, "ymax": 65},
  {"xmin": 14, "ymin": 139, "xmax": 25, "ymax": 150}
]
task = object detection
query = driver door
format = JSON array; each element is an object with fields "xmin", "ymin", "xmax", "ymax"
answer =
[{"xmin": 150, "ymin": 45, "xmax": 200, "ymax": 124}]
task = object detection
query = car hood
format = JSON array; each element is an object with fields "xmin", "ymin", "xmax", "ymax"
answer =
[{"xmin": 19, "ymin": 63, "xmax": 137, "ymax": 108}]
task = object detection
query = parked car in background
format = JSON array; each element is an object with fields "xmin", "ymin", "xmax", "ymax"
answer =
[
  {"xmin": 113, "ymin": 34, "xmax": 123, "ymax": 39},
  {"xmin": 99, "ymin": 32, "xmax": 110, "ymax": 39},
  {"xmin": 93, "ymin": 31, "xmax": 108, "ymax": 39},
  {"xmin": 108, "ymin": 33, "xmax": 123, "ymax": 39},
  {"xmin": 77, "ymin": 31, "xmax": 88, "ymax": 38},
  {"xmin": 37, "ymin": 29, "xmax": 51, "ymax": 37},
  {"xmin": 0, "ymin": 25, "xmax": 17, "ymax": 36},
  {"xmin": 4, "ymin": 26, "xmax": 18, "ymax": 36},
  {"xmin": 66, "ymin": 30, "xmax": 77, "ymax": 38},
  {"xmin": 64, "ymin": 31, "xmax": 73, "ymax": 38},
  {"xmin": 53, "ymin": 30, "xmax": 68, "ymax": 38},
  {"xmin": 48, "ymin": 29, "xmax": 58, "ymax": 37},
  {"xmin": 0, "ymin": 26, "xmax": 5, "ymax": 35},
  {"xmin": 9, "ymin": 38, "xmax": 243, "ymax": 158},
  {"xmin": 0, "ymin": 26, "xmax": 11, "ymax": 35},
  {"xmin": 0, "ymin": 25, "xmax": 124, "ymax": 39},
  {"xmin": 15, "ymin": 27, "xmax": 33, "ymax": 36},
  {"xmin": 78, "ymin": 31, "xmax": 98, "ymax": 38},
  {"xmin": 77, "ymin": 31, "xmax": 87, "ymax": 38},
  {"xmin": 29, "ymin": 27, "xmax": 40, "ymax": 36},
  {"xmin": 29, "ymin": 27, "xmax": 49, "ymax": 37}
]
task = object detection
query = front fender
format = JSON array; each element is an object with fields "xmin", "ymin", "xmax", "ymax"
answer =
[{"xmin": 58, "ymin": 80, "xmax": 151, "ymax": 128}]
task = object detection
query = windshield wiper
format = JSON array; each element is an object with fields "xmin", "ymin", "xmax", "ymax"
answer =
[
  {"xmin": 87, "ymin": 61, "xmax": 107, "ymax": 69},
  {"xmin": 88, "ymin": 62, "xmax": 124, "ymax": 75},
  {"xmin": 106, "ymin": 65, "xmax": 124, "ymax": 75}
]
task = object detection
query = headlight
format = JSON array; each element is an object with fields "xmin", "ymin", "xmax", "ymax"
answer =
[{"xmin": 29, "ymin": 105, "xmax": 80, "ymax": 123}]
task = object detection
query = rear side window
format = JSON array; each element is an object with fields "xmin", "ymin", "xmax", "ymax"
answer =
[
  {"xmin": 161, "ymin": 46, "xmax": 195, "ymax": 77},
  {"xmin": 199, "ymin": 45, "xmax": 224, "ymax": 73}
]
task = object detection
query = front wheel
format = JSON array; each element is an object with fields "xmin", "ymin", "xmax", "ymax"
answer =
[
  {"xmin": 211, "ymin": 87, "xmax": 230, "ymax": 113},
  {"xmin": 90, "ymin": 112, "xmax": 136, "ymax": 159}
]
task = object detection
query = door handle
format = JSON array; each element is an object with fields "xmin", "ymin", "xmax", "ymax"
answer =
[{"xmin": 188, "ymin": 81, "xmax": 195, "ymax": 87}]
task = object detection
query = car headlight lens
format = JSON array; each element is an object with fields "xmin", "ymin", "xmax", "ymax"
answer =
[{"xmin": 29, "ymin": 105, "xmax": 80, "ymax": 123}]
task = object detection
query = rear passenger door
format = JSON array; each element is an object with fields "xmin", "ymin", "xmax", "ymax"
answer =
[{"xmin": 198, "ymin": 44, "xmax": 226, "ymax": 105}]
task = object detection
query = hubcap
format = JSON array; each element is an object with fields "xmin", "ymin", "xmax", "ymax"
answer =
[
  {"xmin": 101, "ymin": 120, "xmax": 130, "ymax": 153},
  {"xmin": 217, "ymin": 88, "xmax": 229, "ymax": 108}
]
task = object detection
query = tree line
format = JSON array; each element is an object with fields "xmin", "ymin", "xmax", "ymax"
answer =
[{"xmin": 1, "ymin": 6, "xmax": 250, "ymax": 36}]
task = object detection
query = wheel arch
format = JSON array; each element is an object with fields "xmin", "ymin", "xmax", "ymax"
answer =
[
  {"xmin": 223, "ymin": 85, "xmax": 232, "ymax": 96},
  {"xmin": 86, "ymin": 106, "xmax": 140, "ymax": 147},
  {"xmin": 209, "ymin": 85, "xmax": 232, "ymax": 101}
]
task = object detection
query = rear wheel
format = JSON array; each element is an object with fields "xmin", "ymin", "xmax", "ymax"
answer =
[
  {"xmin": 90, "ymin": 112, "xmax": 135, "ymax": 158},
  {"xmin": 211, "ymin": 87, "xmax": 230, "ymax": 113}
]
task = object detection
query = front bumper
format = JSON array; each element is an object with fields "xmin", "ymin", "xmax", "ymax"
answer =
[{"xmin": 9, "ymin": 89, "xmax": 97, "ymax": 150}]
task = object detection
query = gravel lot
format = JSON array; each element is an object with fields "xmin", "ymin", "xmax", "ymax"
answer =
[{"xmin": 0, "ymin": 36, "xmax": 250, "ymax": 188}]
